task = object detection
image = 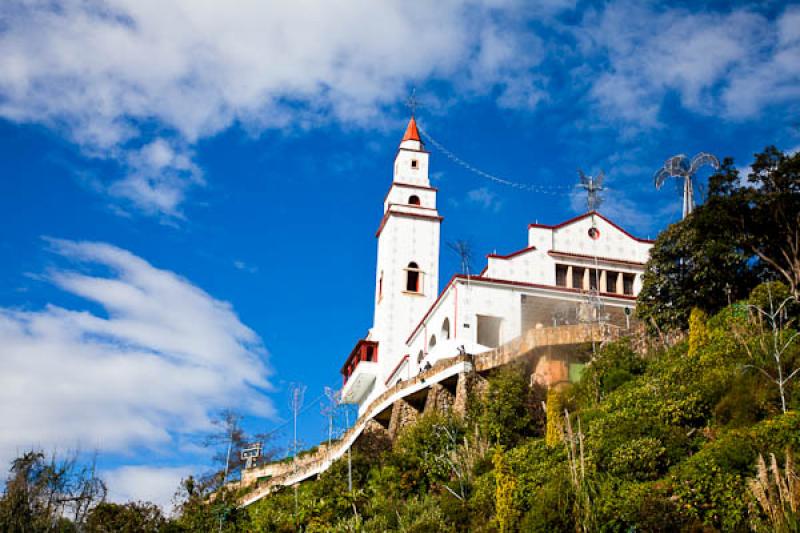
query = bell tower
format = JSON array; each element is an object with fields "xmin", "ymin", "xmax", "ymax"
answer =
[{"xmin": 371, "ymin": 116, "xmax": 442, "ymax": 385}]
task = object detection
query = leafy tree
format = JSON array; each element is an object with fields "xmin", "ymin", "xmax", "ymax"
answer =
[
  {"xmin": 0, "ymin": 450, "xmax": 106, "ymax": 533},
  {"xmin": 637, "ymin": 159, "xmax": 754, "ymax": 331},
  {"xmin": 476, "ymin": 364, "xmax": 541, "ymax": 447},
  {"xmin": 85, "ymin": 501, "xmax": 168, "ymax": 533},
  {"xmin": 743, "ymin": 147, "xmax": 800, "ymax": 299},
  {"xmin": 638, "ymin": 147, "xmax": 800, "ymax": 331}
]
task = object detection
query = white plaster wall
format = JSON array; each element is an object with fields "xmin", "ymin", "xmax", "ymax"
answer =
[
  {"xmin": 384, "ymin": 186, "xmax": 436, "ymax": 212},
  {"xmin": 373, "ymin": 214, "xmax": 440, "ymax": 370},
  {"xmin": 358, "ymin": 138, "xmax": 441, "ymax": 410},
  {"xmin": 393, "ymin": 147, "xmax": 429, "ymax": 186},
  {"xmin": 408, "ymin": 281, "xmax": 522, "ymax": 368},
  {"xmin": 485, "ymin": 248, "xmax": 553, "ymax": 285},
  {"xmin": 549, "ymin": 215, "xmax": 652, "ymax": 264},
  {"xmin": 408, "ymin": 279, "xmax": 640, "ymax": 371}
]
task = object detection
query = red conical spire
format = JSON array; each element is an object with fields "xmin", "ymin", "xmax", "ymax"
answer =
[{"xmin": 401, "ymin": 116, "xmax": 421, "ymax": 143}]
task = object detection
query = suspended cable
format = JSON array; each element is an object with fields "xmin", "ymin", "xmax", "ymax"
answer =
[{"xmin": 417, "ymin": 124, "xmax": 577, "ymax": 196}]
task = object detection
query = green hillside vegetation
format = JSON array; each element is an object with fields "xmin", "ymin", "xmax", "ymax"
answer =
[
  {"xmin": 1, "ymin": 147, "xmax": 798, "ymax": 531},
  {"xmin": 241, "ymin": 291, "xmax": 799, "ymax": 531}
]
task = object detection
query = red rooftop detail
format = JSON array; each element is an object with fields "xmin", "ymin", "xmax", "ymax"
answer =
[{"xmin": 401, "ymin": 116, "xmax": 421, "ymax": 143}]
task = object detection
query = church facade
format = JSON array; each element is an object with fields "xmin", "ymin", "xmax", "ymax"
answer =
[{"xmin": 340, "ymin": 117, "xmax": 653, "ymax": 413}]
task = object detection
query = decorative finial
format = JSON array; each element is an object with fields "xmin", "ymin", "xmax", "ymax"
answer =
[
  {"xmin": 578, "ymin": 169, "xmax": 605, "ymax": 212},
  {"xmin": 653, "ymin": 152, "xmax": 720, "ymax": 219}
]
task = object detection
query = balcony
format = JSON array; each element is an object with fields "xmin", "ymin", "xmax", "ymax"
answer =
[
  {"xmin": 341, "ymin": 361, "xmax": 378, "ymax": 404},
  {"xmin": 340, "ymin": 340, "xmax": 379, "ymax": 404}
]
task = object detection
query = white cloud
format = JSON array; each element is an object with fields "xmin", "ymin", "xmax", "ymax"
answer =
[
  {"xmin": 0, "ymin": 0, "xmax": 560, "ymax": 216},
  {"xmin": 576, "ymin": 2, "xmax": 799, "ymax": 128},
  {"xmin": 466, "ymin": 186, "xmax": 503, "ymax": 212},
  {"xmin": 233, "ymin": 260, "xmax": 258, "ymax": 274},
  {"xmin": 2, "ymin": 1, "xmax": 796, "ymax": 216},
  {"xmin": 109, "ymin": 139, "xmax": 203, "ymax": 218},
  {"xmin": 0, "ymin": 239, "xmax": 273, "ymax": 473},
  {"xmin": 104, "ymin": 465, "xmax": 193, "ymax": 511}
]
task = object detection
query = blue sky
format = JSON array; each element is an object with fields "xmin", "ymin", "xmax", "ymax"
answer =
[{"xmin": 1, "ymin": 0, "xmax": 799, "ymax": 507}]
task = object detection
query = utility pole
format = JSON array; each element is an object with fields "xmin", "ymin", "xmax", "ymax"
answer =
[
  {"xmin": 321, "ymin": 386, "xmax": 338, "ymax": 448},
  {"xmin": 578, "ymin": 170, "xmax": 607, "ymax": 354},
  {"xmin": 288, "ymin": 383, "xmax": 306, "ymax": 527},
  {"xmin": 218, "ymin": 414, "xmax": 236, "ymax": 533}
]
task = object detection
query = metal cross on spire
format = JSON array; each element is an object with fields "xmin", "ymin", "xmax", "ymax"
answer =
[
  {"xmin": 578, "ymin": 169, "xmax": 605, "ymax": 212},
  {"xmin": 406, "ymin": 88, "xmax": 420, "ymax": 116}
]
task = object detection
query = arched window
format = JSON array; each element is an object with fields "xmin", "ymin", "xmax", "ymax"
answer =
[
  {"xmin": 405, "ymin": 262, "xmax": 421, "ymax": 293},
  {"xmin": 417, "ymin": 350, "xmax": 424, "ymax": 363},
  {"xmin": 441, "ymin": 317, "xmax": 451, "ymax": 340},
  {"xmin": 429, "ymin": 334, "xmax": 437, "ymax": 349},
  {"xmin": 408, "ymin": 195, "xmax": 420, "ymax": 206}
]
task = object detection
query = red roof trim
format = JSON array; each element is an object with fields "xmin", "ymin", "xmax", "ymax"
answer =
[
  {"xmin": 384, "ymin": 355, "xmax": 410, "ymax": 385},
  {"xmin": 529, "ymin": 211, "xmax": 655, "ymax": 244},
  {"xmin": 340, "ymin": 339, "xmax": 378, "ymax": 374},
  {"xmin": 386, "ymin": 203, "xmax": 438, "ymax": 212},
  {"xmin": 376, "ymin": 210, "xmax": 443, "ymax": 238},
  {"xmin": 405, "ymin": 273, "xmax": 637, "ymax": 344},
  {"xmin": 395, "ymin": 147, "xmax": 431, "ymax": 157},
  {"xmin": 382, "ymin": 182, "xmax": 438, "ymax": 204},
  {"xmin": 405, "ymin": 274, "xmax": 460, "ymax": 344},
  {"xmin": 392, "ymin": 182, "xmax": 438, "ymax": 192},
  {"xmin": 487, "ymin": 245, "xmax": 537, "ymax": 260},
  {"xmin": 548, "ymin": 250, "xmax": 646, "ymax": 267},
  {"xmin": 472, "ymin": 275, "xmax": 639, "ymax": 301}
]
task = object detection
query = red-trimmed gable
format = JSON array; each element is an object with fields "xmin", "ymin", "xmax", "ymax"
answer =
[
  {"xmin": 529, "ymin": 211, "xmax": 654, "ymax": 244},
  {"xmin": 487, "ymin": 245, "xmax": 537, "ymax": 260}
]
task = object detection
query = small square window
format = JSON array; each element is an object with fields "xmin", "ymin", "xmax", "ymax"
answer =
[{"xmin": 411, "ymin": 159, "xmax": 418, "ymax": 169}]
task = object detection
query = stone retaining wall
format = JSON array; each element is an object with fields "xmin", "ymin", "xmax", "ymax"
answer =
[{"xmin": 239, "ymin": 323, "xmax": 613, "ymax": 506}]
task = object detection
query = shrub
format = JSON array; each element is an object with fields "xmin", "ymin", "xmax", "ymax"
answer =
[
  {"xmin": 478, "ymin": 364, "xmax": 538, "ymax": 447},
  {"xmin": 688, "ymin": 307, "xmax": 710, "ymax": 356},
  {"xmin": 545, "ymin": 388, "xmax": 563, "ymax": 447},
  {"xmin": 569, "ymin": 338, "xmax": 647, "ymax": 408}
]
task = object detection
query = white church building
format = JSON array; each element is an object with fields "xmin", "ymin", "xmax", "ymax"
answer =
[{"xmin": 340, "ymin": 117, "xmax": 653, "ymax": 412}]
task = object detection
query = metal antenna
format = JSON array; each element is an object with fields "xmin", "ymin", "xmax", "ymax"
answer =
[
  {"xmin": 578, "ymin": 169, "xmax": 605, "ymax": 213},
  {"xmin": 447, "ymin": 240, "xmax": 474, "ymax": 279},
  {"xmin": 654, "ymin": 152, "xmax": 720, "ymax": 219}
]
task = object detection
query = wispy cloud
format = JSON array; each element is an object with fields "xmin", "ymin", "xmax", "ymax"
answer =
[
  {"xmin": 466, "ymin": 187, "xmax": 504, "ymax": 212},
  {"xmin": 575, "ymin": 2, "xmax": 800, "ymax": 129},
  {"xmin": 109, "ymin": 139, "xmax": 204, "ymax": 218},
  {"xmin": 0, "ymin": 1, "xmax": 797, "ymax": 217},
  {"xmin": 233, "ymin": 260, "xmax": 259, "ymax": 274},
  {"xmin": 0, "ymin": 0, "xmax": 564, "ymax": 217},
  {"xmin": 0, "ymin": 239, "xmax": 273, "ymax": 475}
]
